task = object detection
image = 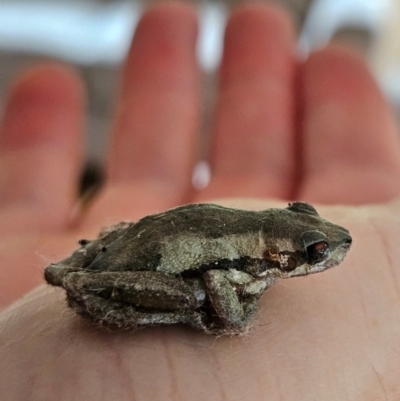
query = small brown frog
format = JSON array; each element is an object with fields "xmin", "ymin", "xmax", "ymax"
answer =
[{"xmin": 44, "ymin": 202, "xmax": 352, "ymax": 335}]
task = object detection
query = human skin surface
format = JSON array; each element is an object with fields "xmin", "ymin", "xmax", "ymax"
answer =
[{"xmin": 0, "ymin": 2, "xmax": 400, "ymax": 400}]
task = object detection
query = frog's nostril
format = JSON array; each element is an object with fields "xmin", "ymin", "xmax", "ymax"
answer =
[{"xmin": 343, "ymin": 236, "xmax": 352, "ymax": 248}]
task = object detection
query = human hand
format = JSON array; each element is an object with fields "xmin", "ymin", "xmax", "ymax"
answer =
[{"xmin": 1, "ymin": 2, "xmax": 400, "ymax": 400}]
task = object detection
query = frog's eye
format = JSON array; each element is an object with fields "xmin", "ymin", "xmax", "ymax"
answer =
[
  {"xmin": 302, "ymin": 230, "xmax": 330, "ymax": 264},
  {"xmin": 306, "ymin": 241, "xmax": 330, "ymax": 263}
]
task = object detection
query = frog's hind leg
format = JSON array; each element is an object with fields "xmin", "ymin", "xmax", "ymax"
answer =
[
  {"xmin": 62, "ymin": 271, "xmax": 206, "ymax": 331},
  {"xmin": 67, "ymin": 293, "xmax": 205, "ymax": 331}
]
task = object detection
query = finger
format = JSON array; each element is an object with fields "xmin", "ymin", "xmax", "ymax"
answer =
[
  {"xmin": 197, "ymin": 4, "xmax": 296, "ymax": 200},
  {"xmin": 85, "ymin": 2, "xmax": 200, "ymax": 226},
  {"xmin": 298, "ymin": 46, "xmax": 400, "ymax": 204},
  {"xmin": 108, "ymin": 2, "xmax": 199, "ymax": 188},
  {"xmin": 0, "ymin": 64, "xmax": 85, "ymax": 232}
]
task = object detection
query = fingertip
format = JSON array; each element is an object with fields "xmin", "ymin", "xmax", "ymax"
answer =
[
  {"xmin": 125, "ymin": 1, "xmax": 198, "ymax": 87},
  {"xmin": 226, "ymin": 2, "xmax": 295, "ymax": 44},
  {"xmin": 7, "ymin": 63, "xmax": 85, "ymax": 113},
  {"xmin": 1, "ymin": 63, "xmax": 85, "ymax": 151},
  {"xmin": 304, "ymin": 45, "xmax": 384, "ymax": 101},
  {"xmin": 143, "ymin": 0, "xmax": 198, "ymax": 23},
  {"xmin": 231, "ymin": 2, "xmax": 294, "ymax": 28}
]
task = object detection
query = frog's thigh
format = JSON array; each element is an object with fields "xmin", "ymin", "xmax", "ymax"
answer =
[
  {"xmin": 67, "ymin": 290, "xmax": 205, "ymax": 330},
  {"xmin": 63, "ymin": 272, "xmax": 206, "ymax": 330},
  {"xmin": 63, "ymin": 271, "xmax": 205, "ymax": 311},
  {"xmin": 203, "ymin": 270, "xmax": 260, "ymax": 332}
]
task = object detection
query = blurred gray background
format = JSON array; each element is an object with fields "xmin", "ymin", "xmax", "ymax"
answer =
[{"xmin": 0, "ymin": 0, "xmax": 398, "ymax": 172}]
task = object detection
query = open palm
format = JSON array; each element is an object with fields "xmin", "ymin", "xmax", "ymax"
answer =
[{"xmin": 1, "ymin": 3, "xmax": 400, "ymax": 400}]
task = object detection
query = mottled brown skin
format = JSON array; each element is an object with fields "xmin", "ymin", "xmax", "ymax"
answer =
[{"xmin": 44, "ymin": 202, "xmax": 352, "ymax": 335}]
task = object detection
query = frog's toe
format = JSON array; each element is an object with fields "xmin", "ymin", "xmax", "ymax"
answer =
[{"xmin": 44, "ymin": 263, "xmax": 75, "ymax": 286}]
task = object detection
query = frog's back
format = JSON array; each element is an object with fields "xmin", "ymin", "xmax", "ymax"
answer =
[
  {"xmin": 87, "ymin": 204, "xmax": 273, "ymax": 273},
  {"xmin": 136, "ymin": 203, "xmax": 265, "ymax": 238}
]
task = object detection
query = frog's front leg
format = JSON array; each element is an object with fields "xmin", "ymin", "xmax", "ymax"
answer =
[
  {"xmin": 203, "ymin": 269, "xmax": 274, "ymax": 334},
  {"xmin": 62, "ymin": 271, "xmax": 207, "ymax": 331}
]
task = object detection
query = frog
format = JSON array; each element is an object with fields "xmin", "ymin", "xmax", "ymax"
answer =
[{"xmin": 44, "ymin": 202, "xmax": 352, "ymax": 335}]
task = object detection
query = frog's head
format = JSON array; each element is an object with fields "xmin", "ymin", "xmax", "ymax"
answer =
[{"xmin": 262, "ymin": 202, "xmax": 352, "ymax": 279}]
